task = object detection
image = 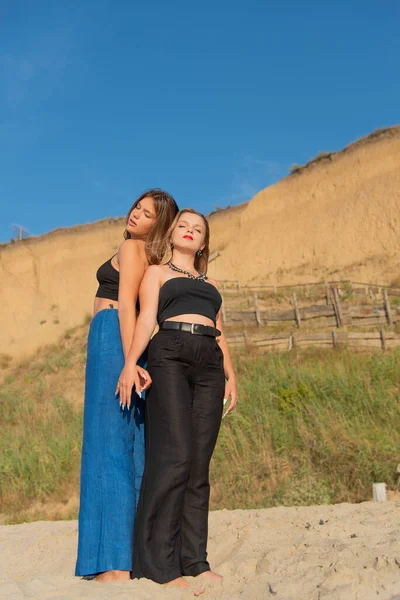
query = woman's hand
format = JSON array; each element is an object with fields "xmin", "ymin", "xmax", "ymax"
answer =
[
  {"xmin": 136, "ymin": 365, "xmax": 152, "ymax": 394},
  {"xmin": 222, "ymin": 377, "xmax": 238, "ymax": 418},
  {"xmin": 116, "ymin": 364, "xmax": 152, "ymax": 410}
]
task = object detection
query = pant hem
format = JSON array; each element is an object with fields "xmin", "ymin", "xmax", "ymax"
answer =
[
  {"xmin": 133, "ymin": 570, "xmax": 183, "ymax": 584},
  {"xmin": 181, "ymin": 563, "xmax": 210, "ymax": 577},
  {"xmin": 75, "ymin": 565, "xmax": 132, "ymax": 577}
]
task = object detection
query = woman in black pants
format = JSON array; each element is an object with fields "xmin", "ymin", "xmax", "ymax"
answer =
[{"xmin": 117, "ymin": 208, "xmax": 238, "ymax": 593}]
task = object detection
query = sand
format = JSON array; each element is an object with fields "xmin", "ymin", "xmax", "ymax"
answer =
[{"xmin": 1, "ymin": 501, "xmax": 400, "ymax": 600}]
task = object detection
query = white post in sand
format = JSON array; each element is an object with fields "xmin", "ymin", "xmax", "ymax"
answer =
[{"xmin": 372, "ymin": 483, "xmax": 387, "ymax": 502}]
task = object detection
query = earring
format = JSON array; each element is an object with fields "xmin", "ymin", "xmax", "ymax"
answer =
[
  {"xmin": 196, "ymin": 249, "xmax": 203, "ymax": 257},
  {"xmin": 170, "ymin": 242, "xmax": 174, "ymax": 250}
]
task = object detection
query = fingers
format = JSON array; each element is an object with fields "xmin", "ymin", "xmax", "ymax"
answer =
[
  {"xmin": 120, "ymin": 380, "xmax": 128, "ymax": 409},
  {"xmin": 136, "ymin": 367, "xmax": 152, "ymax": 391},
  {"xmin": 224, "ymin": 397, "xmax": 237, "ymax": 417},
  {"xmin": 118, "ymin": 377, "xmax": 133, "ymax": 410},
  {"xmin": 143, "ymin": 374, "xmax": 152, "ymax": 390},
  {"xmin": 117, "ymin": 366, "xmax": 153, "ymax": 411},
  {"xmin": 222, "ymin": 388, "xmax": 238, "ymax": 418}
]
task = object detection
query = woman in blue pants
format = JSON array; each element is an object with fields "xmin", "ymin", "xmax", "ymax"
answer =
[{"xmin": 75, "ymin": 189, "xmax": 178, "ymax": 582}]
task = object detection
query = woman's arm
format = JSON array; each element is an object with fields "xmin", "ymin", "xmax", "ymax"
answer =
[
  {"xmin": 216, "ymin": 310, "xmax": 238, "ymax": 417},
  {"xmin": 117, "ymin": 265, "xmax": 161, "ymax": 408},
  {"xmin": 117, "ymin": 240, "xmax": 146, "ymax": 358},
  {"xmin": 210, "ymin": 279, "xmax": 238, "ymax": 417}
]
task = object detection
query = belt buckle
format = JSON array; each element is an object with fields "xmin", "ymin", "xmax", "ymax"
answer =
[{"xmin": 190, "ymin": 323, "xmax": 195, "ymax": 334}]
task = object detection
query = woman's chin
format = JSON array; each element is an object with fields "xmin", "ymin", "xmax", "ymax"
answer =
[{"xmin": 127, "ymin": 225, "xmax": 139, "ymax": 236}]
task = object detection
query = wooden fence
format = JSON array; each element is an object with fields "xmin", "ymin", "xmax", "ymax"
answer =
[
  {"xmin": 226, "ymin": 330, "xmax": 400, "ymax": 352},
  {"xmin": 219, "ymin": 283, "xmax": 400, "ymax": 330},
  {"xmin": 218, "ymin": 279, "xmax": 400, "ymax": 352},
  {"xmin": 222, "ymin": 297, "xmax": 399, "ymax": 329},
  {"xmin": 217, "ymin": 278, "xmax": 400, "ymax": 296}
]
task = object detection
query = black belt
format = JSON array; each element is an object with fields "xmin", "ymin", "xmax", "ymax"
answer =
[{"xmin": 159, "ymin": 321, "xmax": 221, "ymax": 338}]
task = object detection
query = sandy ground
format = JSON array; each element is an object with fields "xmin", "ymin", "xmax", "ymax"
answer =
[{"xmin": 1, "ymin": 502, "xmax": 400, "ymax": 600}]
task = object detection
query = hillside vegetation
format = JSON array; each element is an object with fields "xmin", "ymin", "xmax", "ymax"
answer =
[{"xmin": 1, "ymin": 321, "xmax": 399, "ymax": 524}]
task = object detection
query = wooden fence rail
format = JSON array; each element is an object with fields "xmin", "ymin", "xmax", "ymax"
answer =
[
  {"xmin": 226, "ymin": 330, "xmax": 400, "ymax": 352},
  {"xmin": 221, "ymin": 298, "xmax": 399, "ymax": 329},
  {"xmin": 216, "ymin": 278, "xmax": 400, "ymax": 297}
]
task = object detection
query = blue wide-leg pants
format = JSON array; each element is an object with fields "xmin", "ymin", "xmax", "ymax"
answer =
[{"xmin": 75, "ymin": 307, "xmax": 145, "ymax": 576}]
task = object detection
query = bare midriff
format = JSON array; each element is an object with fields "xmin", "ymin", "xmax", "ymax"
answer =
[
  {"xmin": 93, "ymin": 297, "xmax": 119, "ymax": 316},
  {"xmin": 164, "ymin": 314, "xmax": 215, "ymax": 328}
]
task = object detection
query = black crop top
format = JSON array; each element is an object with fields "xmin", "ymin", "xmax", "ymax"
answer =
[
  {"xmin": 96, "ymin": 257, "xmax": 119, "ymax": 301},
  {"xmin": 157, "ymin": 277, "xmax": 222, "ymax": 325},
  {"xmin": 96, "ymin": 256, "xmax": 140, "ymax": 310}
]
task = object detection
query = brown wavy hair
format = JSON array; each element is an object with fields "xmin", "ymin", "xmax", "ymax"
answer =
[
  {"xmin": 162, "ymin": 208, "xmax": 210, "ymax": 274},
  {"xmin": 124, "ymin": 189, "xmax": 179, "ymax": 264}
]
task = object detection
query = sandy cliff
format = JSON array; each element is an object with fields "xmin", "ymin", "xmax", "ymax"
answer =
[
  {"xmin": 0, "ymin": 207, "xmax": 246, "ymax": 359},
  {"xmin": 0, "ymin": 219, "xmax": 124, "ymax": 358},
  {"xmin": 208, "ymin": 127, "xmax": 400, "ymax": 284},
  {"xmin": 1, "ymin": 126, "xmax": 399, "ymax": 359}
]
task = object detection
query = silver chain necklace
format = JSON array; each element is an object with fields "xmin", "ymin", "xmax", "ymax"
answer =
[{"xmin": 168, "ymin": 261, "xmax": 207, "ymax": 282}]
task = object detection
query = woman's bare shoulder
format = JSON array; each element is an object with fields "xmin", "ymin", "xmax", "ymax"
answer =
[
  {"xmin": 118, "ymin": 238, "xmax": 143, "ymax": 254},
  {"xmin": 144, "ymin": 264, "xmax": 169, "ymax": 278}
]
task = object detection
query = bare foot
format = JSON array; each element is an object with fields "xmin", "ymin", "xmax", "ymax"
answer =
[
  {"xmin": 95, "ymin": 570, "xmax": 130, "ymax": 582},
  {"xmin": 197, "ymin": 570, "xmax": 223, "ymax": 583},
  {"xmin": 165, "ymin": 577, "xmax": 205, "ymax": 596}
]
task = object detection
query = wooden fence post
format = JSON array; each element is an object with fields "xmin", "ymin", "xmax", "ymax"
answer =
[
  {"xmin": 332, "ymin": 287, "xmax": 343, "ymax": 327},
  {"xmin": 253, "ymin": 292, "xmax": 262, "ymax": 326},
  {"xmin": 292, "ymin": 293, "xmax": 301, "ymax": 328},
  {"xmin": 383, "ymin": 289, "xmax": 393, "ymax": 325},
  {"xmin": 288, "ymin": 334, "xmax": 293, "ymax": 350},
  {"xmin": 332, "ymin": 330, "xmax": 337, "ymax": 348},
  {"xmin": 380, "ymin": 327, "xmax": 386, "ymax": 351},
  {"xmin": 373, "ymin": 482, "xmax": 387, "ymax": 502}
]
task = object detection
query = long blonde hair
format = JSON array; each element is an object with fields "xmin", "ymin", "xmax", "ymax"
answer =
[
  {"xmin": 161, "ymin": 208, "xmax": 210, "ymax": 274},
  {"xmin": 124, "ymin": 189, "xmax": 179, "ymax": 264}
]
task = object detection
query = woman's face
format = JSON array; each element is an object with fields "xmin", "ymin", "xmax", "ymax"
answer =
[
  {"xmin": 171, "ymin": 212, "xmax": 206, "ymax": 253},
  {"xmin": 126, "ymin": 196, "xmax": 156, "ymax": 238}
]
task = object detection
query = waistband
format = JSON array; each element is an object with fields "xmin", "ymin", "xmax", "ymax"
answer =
[{"xmin": 159, "ymin": 321, "xmax": 221, "ymax": 338}]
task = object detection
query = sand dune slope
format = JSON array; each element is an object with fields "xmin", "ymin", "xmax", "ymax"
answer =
[
  {"xmin": 1, "ymin": 502, "xmax": 400, "ymax": 600},
  {"xmin": 0, "ymin": 206, "xmax": 245, "ymax": 360},
  {"xmin": 2, "ymin": 126, "xmax": 400, "ymax": 360},
  {"xmin": 208, "ymin": 127, "xmax": 400, "ymax": 285},
  {"xmin": 0, "ymin": 218, "xmax": 124, "ymax": 359}
]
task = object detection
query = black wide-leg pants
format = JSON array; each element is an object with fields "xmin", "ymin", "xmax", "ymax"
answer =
[{"xmin": 132, "ymin": 329, "xmax": 225, "ymax": 584}]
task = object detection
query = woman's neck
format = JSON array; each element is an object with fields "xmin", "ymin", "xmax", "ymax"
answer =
[
  {"xmin": 170, "ymin": 252, "xmax": 197, "ymax": 273},
  {"xmin": 129, "ymin": 235, "xmax": 146, "ymax": 246}
]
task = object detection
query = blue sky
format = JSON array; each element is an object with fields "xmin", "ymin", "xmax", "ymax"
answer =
[{"xmin": 1, "ymin": 0, "xmax": 399, "ymax": 242}]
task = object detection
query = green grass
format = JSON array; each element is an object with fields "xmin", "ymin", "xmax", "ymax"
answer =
[
  {"xmin": 0, "ymin": 380, "xmax": 82, "ymax": 521},
  {"xmin": 1, "ymin": 327, "xmax": 400, "ymax": 522},
  {"xmin": 0, "ymin": 325, "xmax": 87, "ymax": 523},
  {"xmin": 211, "ymin": 347, "xmax": 400, "ymax": 509}
]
